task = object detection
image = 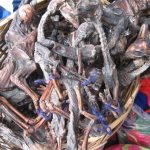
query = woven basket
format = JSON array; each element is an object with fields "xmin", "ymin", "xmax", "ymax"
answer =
[
  {"xmin": 87, "ymin": 78, "xmax": 139, "ymax": 150},
  {"xmin": 0, "ymin": 1, "xmax": 139, "ymax": 150}
]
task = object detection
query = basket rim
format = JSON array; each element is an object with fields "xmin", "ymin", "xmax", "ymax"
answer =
[
  {"xmin": 0, "ymin": 1, "xmax": 140, "ymax": 149},
  {"xmin": 88, "ymin": 77, "xmax": 139, "ymax": 149}
]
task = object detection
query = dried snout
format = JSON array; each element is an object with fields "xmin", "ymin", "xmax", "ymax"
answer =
[{"xmin": 125, "ymin": 24, "xmax": 150, "ymax": 59}]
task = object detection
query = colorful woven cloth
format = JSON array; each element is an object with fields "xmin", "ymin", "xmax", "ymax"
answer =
[
  {"xmin": 106, "ymin": 144, "xmax": 149, "ymax": 150},
  {"xmin": 127, "ymin": 130, "xmax": 150, "ymax": 148},
  {"xmin": 118, "ymin": 104, "xmax": 150, "ymax": 148}
]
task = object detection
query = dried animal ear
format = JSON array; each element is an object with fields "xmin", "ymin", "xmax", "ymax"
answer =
[{"xmin": 138, "ymin": 24, "xmax": 149, "ymax": 39}]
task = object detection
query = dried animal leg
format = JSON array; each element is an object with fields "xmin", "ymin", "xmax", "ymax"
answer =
[
  {"xmin": 0, "ymin": 104, "xmax": 34, "ymax": 133},
  {"xmin": 28, "ymin": 116, "xmax": 42, "ymax": 125},
  {"xmin": 74, "ymin": 85, "xmax": 96, "ymax": 150},
  {"xmin": 51, "ymin": 88, "xmax": 66, "ymax": 150},
  {"xmin": 46, "ymin": 102, "xmax": 69, "ymax": 119},
  {"xmin": 0, "ymin": 102, "xmax": 49, "ymax": 134},
  {"xmin": 0, "ymin": 96, "xmax": 42, "ymax": 125},
  {"xmin": 94, "ymin": 8, "xmax": 119, "ymax": 100},
  {"xmin": 39, "ymin": 81, "xmax": 53, "ymax": 112},
  {"xmin": 52, "ymin": 79, "xmax": 63, "ymax": 100},
  {"xmin": 39, "ymin": 79, "xmax": 69, "ymax": 119},
  {"xmin": 74, "ymin": 85, "xmax": 96, "ymax": 120},
  {"xmin": 34, "ymin": 118, "xmax": 46, "ymax": 132},
  {"xmin": 10, "ymin": 64, "xmax": 39, "ymax": 109},
  {"xmin": 45, "ymin": 121, "xmax": 57, "ymax": 150},
  {"xmin": 62, "ymin": 60, "xmax": 79, "ymax": 150},
  {"xmin": 56, "ymin": 137, "xmax": 62, "ymax": 150}
]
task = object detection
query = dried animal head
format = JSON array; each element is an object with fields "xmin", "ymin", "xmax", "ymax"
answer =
[
  {"xmin": 77, "ymin": 0, "xmax": 100, "ymax": 18},
  {"xmin": 126, "ymin": 24, "xmax": 150, "ymax": 59},
  {"xmin": 18, "ymin": 4, "xmax": 35, "ymax": 23}
]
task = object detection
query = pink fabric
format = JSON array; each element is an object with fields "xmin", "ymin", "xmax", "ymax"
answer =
[
  {"xmin": 105, "ymin": 144, "xmax": 145, "ymax": 150},
  {"xmin": 127, "ymin": 130, "xmax": 150, "ymax": 147}
]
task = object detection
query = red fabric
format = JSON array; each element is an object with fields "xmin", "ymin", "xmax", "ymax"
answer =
[
  {"xmin": 139, "ymin": 78, "xmax": 150, "ymax": 107},
  {"xmin": 127, "ymin": 130, "xmax": 150, "ymax": 147}
]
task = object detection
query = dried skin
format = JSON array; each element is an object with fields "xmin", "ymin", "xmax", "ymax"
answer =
[
  {"xmin": 94, "ymin": 12, "xmax": 119, "ymax": 100},
  {"xmin": 1, "ymin": 12, "xmax": 38, "ymax": 108},
  {"xmin": 126, "ymin": 24, "xmax": 150, "ymax": 59},
  {"xmin": 1, "ymin": 0, "xmax": 150, "ymax": 149},
  {"xmin": 51, "ymin": 89, "xmax": 65, "ymax": 150},
  {"xmin": 102, "ymin": 0, "xmax": 150, "ymax": 49},
  {"xmin": 18, "ymin": 4, "xmax": 35, "ymax": 23},
  {"xmin": 62, "ymin": 60, "xmax": 79, "ymax": 150}
]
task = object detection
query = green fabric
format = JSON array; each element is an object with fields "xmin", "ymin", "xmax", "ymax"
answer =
[
  {"xmin": 135, "ymin": 115, "xmax": 150, "ymax": 135},
  {"xmin": 122, "ymin": 145, "xmax": 129, "ymax": 150}
]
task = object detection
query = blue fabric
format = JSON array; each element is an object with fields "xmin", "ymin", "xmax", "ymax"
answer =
[
  {"xmin": 0, "ymin": 0, "xmax": 21, "ymax": 19},
  {"xmin": 34, "ymin": 75, "xmax": 56, "ymax": 86},
  {"xmin": 0, "ymin": 6, "xmax": 11, "ymax": 19},
  {"xmin": 91, "ymin": 105, "xmax": 112, "ymax": 134},
  {"xmin": 102, "ymin": 102, "xmax": 120, "ymax": 114},
  {"xmin": 36, "ymin": 108, "xmax": 52, "ymax": 121},
  {"xmin": 13, "ymin": 0, "xmax": 21, "ymax": 11},
  {"xmin": 81, "ymin": 69, "xmax": 99, "ymax": 87},
  {"xmin": 134, "ymin": 92, "xmax": 149, "ymax": 111},
  {"xmin": 34, "ymin": 79, "xmax": 46, "ymax": 86}
]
